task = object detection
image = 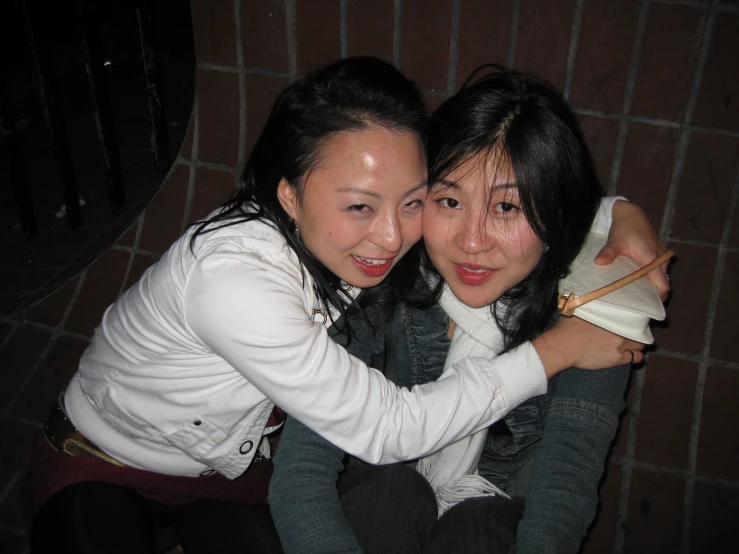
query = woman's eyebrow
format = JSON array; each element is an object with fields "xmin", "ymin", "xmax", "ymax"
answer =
[
  {"xmin": 401, "ymin": 181, "xmax": 429, "ymax": 199},
  {"xmin": 434, "ymin": 179, "xmax": 459, "ymax": 189},
  {"xmin": 336, "ymin": 180, "xmax": 429, "ymax": 200},
  {"xmin": 336, "ymin": 186, "xmax": 382, "ymax": 199}
]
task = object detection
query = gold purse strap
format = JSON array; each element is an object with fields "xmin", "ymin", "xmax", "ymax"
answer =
[{"xmin": 558, "ymin": 250, "xmax": 675, "ymax": 317}]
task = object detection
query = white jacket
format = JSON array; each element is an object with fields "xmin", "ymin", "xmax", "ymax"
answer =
[{"xmin": 65, "ymin": 217, "xmax": 547, "ymax": 479}]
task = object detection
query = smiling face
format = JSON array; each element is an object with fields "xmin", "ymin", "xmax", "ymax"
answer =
[
  {"xmin": 278, "ymin": 125, "xmax": 427, "ymax": 289},
  {"xmin": 423, "ymin": 153, "xmax": 545, "ymax": 308}
]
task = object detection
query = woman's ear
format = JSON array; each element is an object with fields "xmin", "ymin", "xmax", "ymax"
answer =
[{"xmin": 277, "ymin": 178, "xmax": 299, "ymax": 222}]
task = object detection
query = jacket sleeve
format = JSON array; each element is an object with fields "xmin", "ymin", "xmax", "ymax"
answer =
[
  {"xmin": 514, "ymin": 364, "xmax": 630, "ymax": 554},
  {"xmin": 184, "ymin": 242, "xmax": 547, "ymax": 464},
  {"xmin": 269, "ymin": 416, "xmax": 362, "ymax": 554}
]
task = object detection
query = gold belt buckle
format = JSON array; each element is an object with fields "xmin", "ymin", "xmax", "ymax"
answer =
[{"xmin": 44, "ymin": 393, "xmax": 125, "ymax": 467}]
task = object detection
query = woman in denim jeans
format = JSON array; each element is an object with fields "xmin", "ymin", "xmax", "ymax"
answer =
[{"xmin": 268, "ymin": 66, "xmax": 670, "ymax": 553}]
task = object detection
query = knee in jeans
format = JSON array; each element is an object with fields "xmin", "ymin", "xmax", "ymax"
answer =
[{"xmin": 380, "ymin": 465, "xmax": 437, "ymax": 511}]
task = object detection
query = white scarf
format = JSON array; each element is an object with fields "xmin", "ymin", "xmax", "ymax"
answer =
[{"xmin": 416, "ymin": 285, "xmax": 509, "ymax": 515}]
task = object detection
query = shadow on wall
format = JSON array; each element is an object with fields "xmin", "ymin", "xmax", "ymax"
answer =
[{"xmin": 0, "ymin": 0, "xmax": 195, "ymax": 317}]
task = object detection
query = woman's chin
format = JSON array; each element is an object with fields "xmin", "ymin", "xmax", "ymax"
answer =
[{"xmin": 447, "ymin": 282, "xmax": 499, "ymax": 309}]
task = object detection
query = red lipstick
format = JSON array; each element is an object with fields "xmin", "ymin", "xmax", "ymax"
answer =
[
  {"xmin": 454, "ymin": 263, "xmax": 496, "ymax": 285},
  {"xmin": 351, "ymin": 256, "xmax": 395, "ymax": 278}
]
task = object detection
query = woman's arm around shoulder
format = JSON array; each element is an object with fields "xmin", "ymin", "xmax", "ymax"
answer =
[{"xmin": 183, "ymin": 244, "xmax": 551, "ymax": 464}]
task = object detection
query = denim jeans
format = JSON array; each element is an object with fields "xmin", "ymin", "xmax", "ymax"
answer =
[{"xmin": 269, "ymin": 301, "xmax": 630, "ymax": 554}]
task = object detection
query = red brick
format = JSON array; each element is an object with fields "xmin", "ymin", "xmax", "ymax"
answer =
[
  {"xmin": 64, "ymin": 250, "xmax": 131, "ymax": 337},
  {"xmin": 189, "ymin": 167, "xmax": 236, "ymax": 224},
  {"xmin": 616, "ymin": 123, "xmax": 680, "ymax": 231},
  {"xmin": 711, "ymin": 252, "xmax": 739, "ymax": 361},
  {"xmin": 581, "ymin": 463, "xmax": 622, "ymax": 554},
  {"xmin": 579, "ymin": 115, "xmax": 620, "ymax": 186},
  {"xmin": 696, "ymin": 366, "xmax": 739, "ymax": 481},
  {"xmin": 346, "ymin": 0, "xmax": 394, "ymax": 62},
  {"xmin": 401, "ymin": 0, "xmax": 453, "ymax": 90},
  {"xmin": 424, "ymin": 91, "xmax": 449, "ymax": 114},
  {"xmin": 178, "ymin": 111, "xmax": 196, "ymax": 161},
  {"xmin": 12, "ymin": 337, "xmax": 89, "ymax": 423},
  {"xmin": 514, "ymin": 0, "xmax": 575, "ymax": 90},
  {"xmin": 652, "ymin": 242, "xmax": 716, "ymax": 355},
  {"xmin": 672, "ymin": 133, "xmax": 739, "ymax": 243},
  {"xmin": 139, "ymin": 164, "xmax": 190, "ymax": 254},
  {"xmin": 570, "ymin": 0, "xmax": 640, "ymax": 112},
  {"xmin": 0, "ymin": 417, "xmax": 41, "ymax": 486},
  {"xmin": 630, "ymin": 4, "xmax": 702, "ymax": 121},
  {"xmin": 25, "ymin": 277, "xmax": 79, "ymax": 328},
  {"xmin": 0, "ymin": 326, "xmax": 52, "ymax": 411},
  {"xmin": 633, "ymin": 356, "xmax": 697, "ymax": 469},
  {"xmin": 242, "ymin": 0, "xmax": 288, "ymax": 72},
  {"xmin": 296, "ymin": 0, "xmax": 341, "ymax": 73},
  {"xmin": 245, "ymin": 73, "xmax": 290, "ymax": 155},
  {"xmin": 197, "ymin": 68, "xmax": 240, "ymax": 167},
  {"xmin": 456, "ymin": 0, "xmax": 513, "ymax": 88},
  {"xmin": 122, "ymin": 254, "xmax": 155, "ymax": 294},
  {"xmin": 115, "ymin": 220, "xmax": 139, "ymax": 247},
  {"xmin": 191, "ymin": 0, "xmax": 237, "ymax": 65},
  {"xmin": 691, "ymin": 482, "xmax": 739, "ymax": 553},
  {"xmin": 623, "ymin": 469, "xmax": 685, "ymax": 554},
  {"xmin": 692, "ymin": 13, "xmax": 739, "ymax": 130}
]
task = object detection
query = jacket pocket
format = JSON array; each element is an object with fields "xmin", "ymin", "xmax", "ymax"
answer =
[
  {"xmin": 164, "ymin": 417, "xmax": 227, "ymax": 461},
  {"xmin": 97, "ymin": 386, "xmax": 160, "ymax": 440}
]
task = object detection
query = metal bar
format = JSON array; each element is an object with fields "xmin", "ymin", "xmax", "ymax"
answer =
[
  {"xmin": 0, "ymin": 83, "xmax": 38, "ymax": 237},
  {"xmin": 24, "ymin": 0, "xmax": 83, "ymax": 229},
  {"xmin": 136, "ymin": 3, "xmax": 170, "ymax": 172},
  {"xmin": 77, "ymin": 0, "xmax": 126, "ymax": 215}
]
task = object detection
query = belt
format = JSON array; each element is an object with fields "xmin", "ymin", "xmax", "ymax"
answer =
[{"xmin": 44, "ymin": 393, "xmax": 125, "ymax": 467}]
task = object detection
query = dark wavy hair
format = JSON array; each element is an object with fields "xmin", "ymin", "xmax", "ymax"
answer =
[
  {"xmin": 424, "ymin": 65, "xmax": 603, "ymax": 351},
  {"xmin": 189, "ymin": 57, "xmax": 427, "ymax": 336}
]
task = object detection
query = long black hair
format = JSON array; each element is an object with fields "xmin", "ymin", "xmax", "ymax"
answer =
[
  {"xmin": 425, "ymin": 65, "xmax": 603, "ymax": 351},
  {"xmin": 189, "ymin": 56, "xmax": 428, "ymax": 335}
]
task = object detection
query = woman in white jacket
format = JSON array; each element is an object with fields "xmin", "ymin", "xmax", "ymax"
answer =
[{"xmin": 25, "ymin": 57, "xmax": 648, "ymax": 554}]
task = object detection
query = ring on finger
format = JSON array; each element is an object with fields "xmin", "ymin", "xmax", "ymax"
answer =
[{"xmin": 629, "ymin": 350, "xmax": 635, "ymax": 364}]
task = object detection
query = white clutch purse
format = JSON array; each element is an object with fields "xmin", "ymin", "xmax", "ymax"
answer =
[{"xmin": 558, "ymin": 233, "xmax": 674, "ymax": 344}]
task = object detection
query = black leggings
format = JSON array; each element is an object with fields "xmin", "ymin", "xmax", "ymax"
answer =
[
  {"xmin": 29, "ymin": 481, "xmax": 283, "ymax": 554},
  {"xmin": 339, "ymin": 464, "xmax": 523, "ymax": 554}
]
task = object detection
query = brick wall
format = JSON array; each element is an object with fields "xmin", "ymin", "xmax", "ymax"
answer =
[{"xmin": 1, "ymin": 1, "xmax": 737, "ymax": 552}]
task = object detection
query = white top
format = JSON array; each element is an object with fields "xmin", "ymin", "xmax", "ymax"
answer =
[{"xmin": 65, "ymin": 216, "xmax": 548, "ymax": 478}]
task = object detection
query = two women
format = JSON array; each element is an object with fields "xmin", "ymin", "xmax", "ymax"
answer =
[
  {"xmin": 268, "ymin": 65, "xmax": 668, "ymax": 553},
  {"xmin": 25, "ymin": 57, "xmax": 662, "ymax": 553}
]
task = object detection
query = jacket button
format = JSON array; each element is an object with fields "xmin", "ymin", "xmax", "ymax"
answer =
[
  {"xmin": 194, "ymin": 420, "xmax": 202, "ymax": 426},
  {"xmin": 239, "ymin": 440, "xmax": 253, "ymax": 455},
  {"xmin": 200, "ymin": 469, "xmax": 215, "ymax": 476}
]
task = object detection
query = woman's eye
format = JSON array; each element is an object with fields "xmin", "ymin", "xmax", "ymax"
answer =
[
  {"xmin": 494, "ymin": 202, "xmax": 518, "ymax": 214},
  {"xmin": 438, "ymin": 198, "xmax": 461, "ymax": 209},
  {"xmin": 347, "ymin": 204, "xmax": 372, "ymax": 213}
]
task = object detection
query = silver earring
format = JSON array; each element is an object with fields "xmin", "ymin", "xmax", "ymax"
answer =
[{"xmin": 544, "ymin": 245, "xmax": 550, "ymax": 253}]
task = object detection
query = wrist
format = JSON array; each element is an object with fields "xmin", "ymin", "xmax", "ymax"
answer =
[{"xmin": 532, "ymin": 331, "xmax": 572, "ymax": 379}]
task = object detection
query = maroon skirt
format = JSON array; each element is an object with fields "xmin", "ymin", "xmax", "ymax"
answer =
[{"xmin": 22, "ymin": 434, "xmax": 273, "ymax": 526}]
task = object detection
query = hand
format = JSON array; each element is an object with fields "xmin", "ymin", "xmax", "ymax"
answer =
[
  {"xmin": 533, "ymin": 316, "xmax": 644, "ymax": 379},
  {"xmin": 594, "ymin": 200, "xmax": 670, "ymax": 300}
]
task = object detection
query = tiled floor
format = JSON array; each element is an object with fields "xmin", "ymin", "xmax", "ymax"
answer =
[{"xmin": 1, "ymin": 1, "xmax": 739, "ymax": 553}]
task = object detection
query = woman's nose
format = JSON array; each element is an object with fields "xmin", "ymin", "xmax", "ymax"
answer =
[
  {"xmin": 371, "ymin": 212, "xmax": 403, "ymax": 253},
  {"xmin": 457, "ymin": 216, "xmax": 495, "ymax": 255}
]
